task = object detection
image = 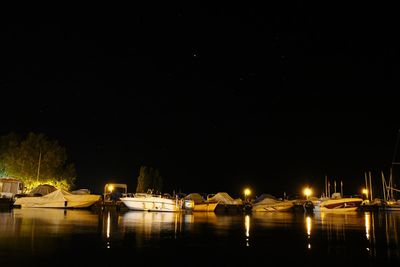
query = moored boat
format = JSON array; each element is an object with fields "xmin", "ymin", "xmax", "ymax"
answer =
[
  {"xmin": 251, "ymin": 194, "xmax": 295, "ymax": 212},
  {"xmin": 13, "ymin": 189, "xmax": 101, "ymax": 208},
  {"xmin": 184, "ymin": 193, "xmax": 219, "ymax": 212},
  {"xmin": 382, "ymin": 200, "xmax": 400, "ymax": 211},
  {"xmin": 319, "ymin": 193, "xmax": 363, "ymax": 212},
  {"xmin": 206, "ymin": 192, "xmax": 243, "ymax": 212},
  {"xmin": 120, "ymin": 192, "xmax": 192, "ymax": 212}
]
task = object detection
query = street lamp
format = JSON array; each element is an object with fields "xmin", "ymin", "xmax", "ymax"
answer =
[
  {"xmin": 244, "ymin": 188, "xmax": 251, "ymax": 201},
  {"xmin": 108, "ymin": 185, "xmax": 114, "ymax": 193},
  {"xmin": 303, "ymin": 187, "xmax": 312, "ymax": 200},
  {"xmin": 362, "ymin": 188, "xmax": 368, "ymax": 199}
]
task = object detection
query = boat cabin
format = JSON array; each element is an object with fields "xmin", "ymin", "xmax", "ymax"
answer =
[{"xmin": 0, "ymin": 177, "xmax": 25, "ymax": 199}]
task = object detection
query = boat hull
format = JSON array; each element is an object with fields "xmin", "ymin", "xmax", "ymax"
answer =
[
  {"xmin": 319, "ymin": 198, "xmax": 363, "ymax": 212},
  {"xmin": 251, "ymin": 199, "xmax": 295, "ymax": 212},
  {"xmin": 14, "ymin": 195, "xmax": 101, "ymax": 208},
  {"xmin": 252, "ymin": 203, "xmax": 294, "ymax": 212},
  {"xmin": 120, "ymin": 196, "xmax": 181, "ymax": 212},
  {"xmin": 193, "ymin": 202, "xmax": 218, "ymax": 212}
]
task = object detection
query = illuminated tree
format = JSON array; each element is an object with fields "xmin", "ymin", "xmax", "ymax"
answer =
[
  {"xmin": 0, "ymin": 132, "xmax": 76, "ymax": 190},
  {"xmin": 135, "ymin": 166, "xmax": 163, "ymax": 193}
]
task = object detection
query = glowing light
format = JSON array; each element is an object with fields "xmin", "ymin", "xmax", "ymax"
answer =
[
  {"xmin": 244, "ymin": 188, "xmax": 251, "ymax": 197},
  {"xmin": 108, "ymin": 185, "xmax": 114, "ymax": 192},
  {"xmin": 362, "ymin": 188, "xmax": 368, "ymax": 196},
  {"xmin": 303, "ymin": 187, "xmax": 312, "ymax": 199}
]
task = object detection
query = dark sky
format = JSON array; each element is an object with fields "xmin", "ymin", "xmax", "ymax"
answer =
[{"xmin": 1, "ymin": 4, "xmax": 400, "ymax": 197}]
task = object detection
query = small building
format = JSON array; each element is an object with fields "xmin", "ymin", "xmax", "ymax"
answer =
[
  {"xmin": 0, "ymin": 177, "xmax": 25, "ymax": 209},
  {"xmin": 0, "ymin": 177, "xmax": 25, "ymax": 199}
]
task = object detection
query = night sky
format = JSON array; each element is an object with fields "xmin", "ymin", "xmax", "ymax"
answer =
[{"xmin": 2, "ymin": 5, "xmax": 400, "ymax": 197}]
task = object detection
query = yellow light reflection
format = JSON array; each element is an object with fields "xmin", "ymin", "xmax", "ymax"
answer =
[
  {"xmin": 245, "ymin": 215, "xmax": 250, "ymax": 237},
  {"xmin": 106, "ymin": 211, "xmax": 111, "ymax": 239},
  {"xmin": 306, "ymin": 216, "xmax": 312, "ymax": 237},
  {"xmin": 365, "ymin": 212, "xmax": 370, "ymax": 240},
  {"xmin": 244, "ymin": 215, "xmax": 250, "ymax": 247},
  {"xmin": 306, "ymin": 216, "xmax": 312, "ymax": 250}
]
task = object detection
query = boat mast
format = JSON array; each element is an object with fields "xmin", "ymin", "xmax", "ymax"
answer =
[
  {"xmin": 381, "ymin": 171, "xmax": 387, "ymax": 201},
  {"xmin": 390, "ymin": 129, "xmax": 400, "ymax": 201},
  {"xmin": 340, "ymin": 180, "xmax": 343, "ymax": 197},
  {"xmin": 327, "ymin": 180, "xmax": 330, "ymax": 198},
  {"xmin": 369, "ymin": 171, "xmax": 373, "ymax": 202},
  {"xmin": 334, "ymin": 180, "xmax": 337, "ymax": 194},
  {"xmin": 36, "ymin": 150, "xmax": 42, "ymax": 182}
]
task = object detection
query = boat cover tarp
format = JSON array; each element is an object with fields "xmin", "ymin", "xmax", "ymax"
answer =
[
  {"xmin": 207, "ymin": 192, "xmax": 242, "ymax": 205},
  {"xmin": 15, "ymin": 189, "xmax": 100, "ymax": 207},
  {"xmin": 254, "ymin": 194, "xmax": 278, "ymax": 203}
]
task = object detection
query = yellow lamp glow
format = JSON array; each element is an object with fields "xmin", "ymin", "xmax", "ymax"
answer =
[
  {"xmin": 303, "ymin": 187, "xmax": 312, "ymax": 199},
  {"xmin": 244, "ymin": 188, "xmax": 251, "ymax": 197},
  {"xmin": 108, "ymin": 185, "xmax": 114, "ymax": 192},
  {"xmin": 362, "ymin": 188, "xmax": 368, "ymax": 196}
]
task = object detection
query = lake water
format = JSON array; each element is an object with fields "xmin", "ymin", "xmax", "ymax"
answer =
[{"xmin": 0, "ymin": 208, "xmax": 399, "ymax": 266}]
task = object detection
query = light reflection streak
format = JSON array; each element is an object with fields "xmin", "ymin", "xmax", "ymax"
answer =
[
  {"xmin": 106, "ymin": 211, "xmax": 111, "ymax": 248},
  {"xmin": 106, "ymin": 211, "xmax": 111, "ymax": 239},
  {"xmin": 245, "ymin": 215, "xmax": 250, "ymax": 247},
  {"xmin": 305, "ymin": 216, "xmax": 312, "ymax": 250},
  {"xmin": 306, "ymin": 216, "xmax": 312, "ymax": 237},
  {"xmin": 365, "ymin": 212, "xmax": 370, "ymax": 240},
  {"xmin": 245, "ymin": 215, "xmax": 250, "ymax": 237}
]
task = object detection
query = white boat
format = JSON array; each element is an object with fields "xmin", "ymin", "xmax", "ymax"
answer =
[
  {"xmin": 319, "ymin": 194, "xmax": 363, "ymax": 212},
  {"xmin": 120, "ymin": 193, "xmax": 190, "ymax": 212},
  {"xmin": 251, "ymin": 194, "xmax": 295, "ymax": 212},
  {"xmin": 13, "ymin": 189, "xmax": 101, "ymax": 208}
]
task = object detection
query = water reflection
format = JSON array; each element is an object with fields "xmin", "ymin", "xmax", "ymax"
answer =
[
  {"xmin": 305, "ymin": 216, "xmax": 312, "ymax": 250},
  {"xmin": 1, "ymin": 209, "xmax": 400, "ymax": 265},
  {"xmin": 383, "ymin": 212, "xmax": 399, "ymax": 260},
  {"xmin": 0, "ymin": 208, "xmax": 100, "ymax": 258},
  {"xmin": 8, "ymin": 208, "xmax": 99, "ymax": 236},
  {"xmin": 251, "ymin": 211, "xmax": 296, "ymax": 227},
  {"xmin": 365, "ymin": 212, "xmax": 370, "ymax": 240},
  {"xmin": 121, "ymin": 211, "xmax": 186, "ymax": 236},
  {"xmin": 245, "ymin": 214, "xmax": 250, "ymax": 246},
  {"xmin": 316, "ymin": 211, "xmax": 362, "ymax": 241}
]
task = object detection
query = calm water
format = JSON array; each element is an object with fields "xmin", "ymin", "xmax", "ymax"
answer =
[{"xmin": 0, "ymin": 208, "xmax": 399, "ymax": 266}]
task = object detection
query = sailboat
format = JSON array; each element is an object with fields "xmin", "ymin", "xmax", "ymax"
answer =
[
  {"xmin": 381, "ymin": 168, "xmax": 400, "ymax": 211},
  {"xmin": 381, "ymin": 130, "xmax": 400, "ymax": 210}
]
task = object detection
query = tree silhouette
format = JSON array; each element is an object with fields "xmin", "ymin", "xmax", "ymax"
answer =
[
  {"xmin": 0, "ymin": 132, "xmax": 76, "ymax": 190},
  {"xmin": 136, "ymin": 166, "xmax": 163, "ymax": 193}
]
